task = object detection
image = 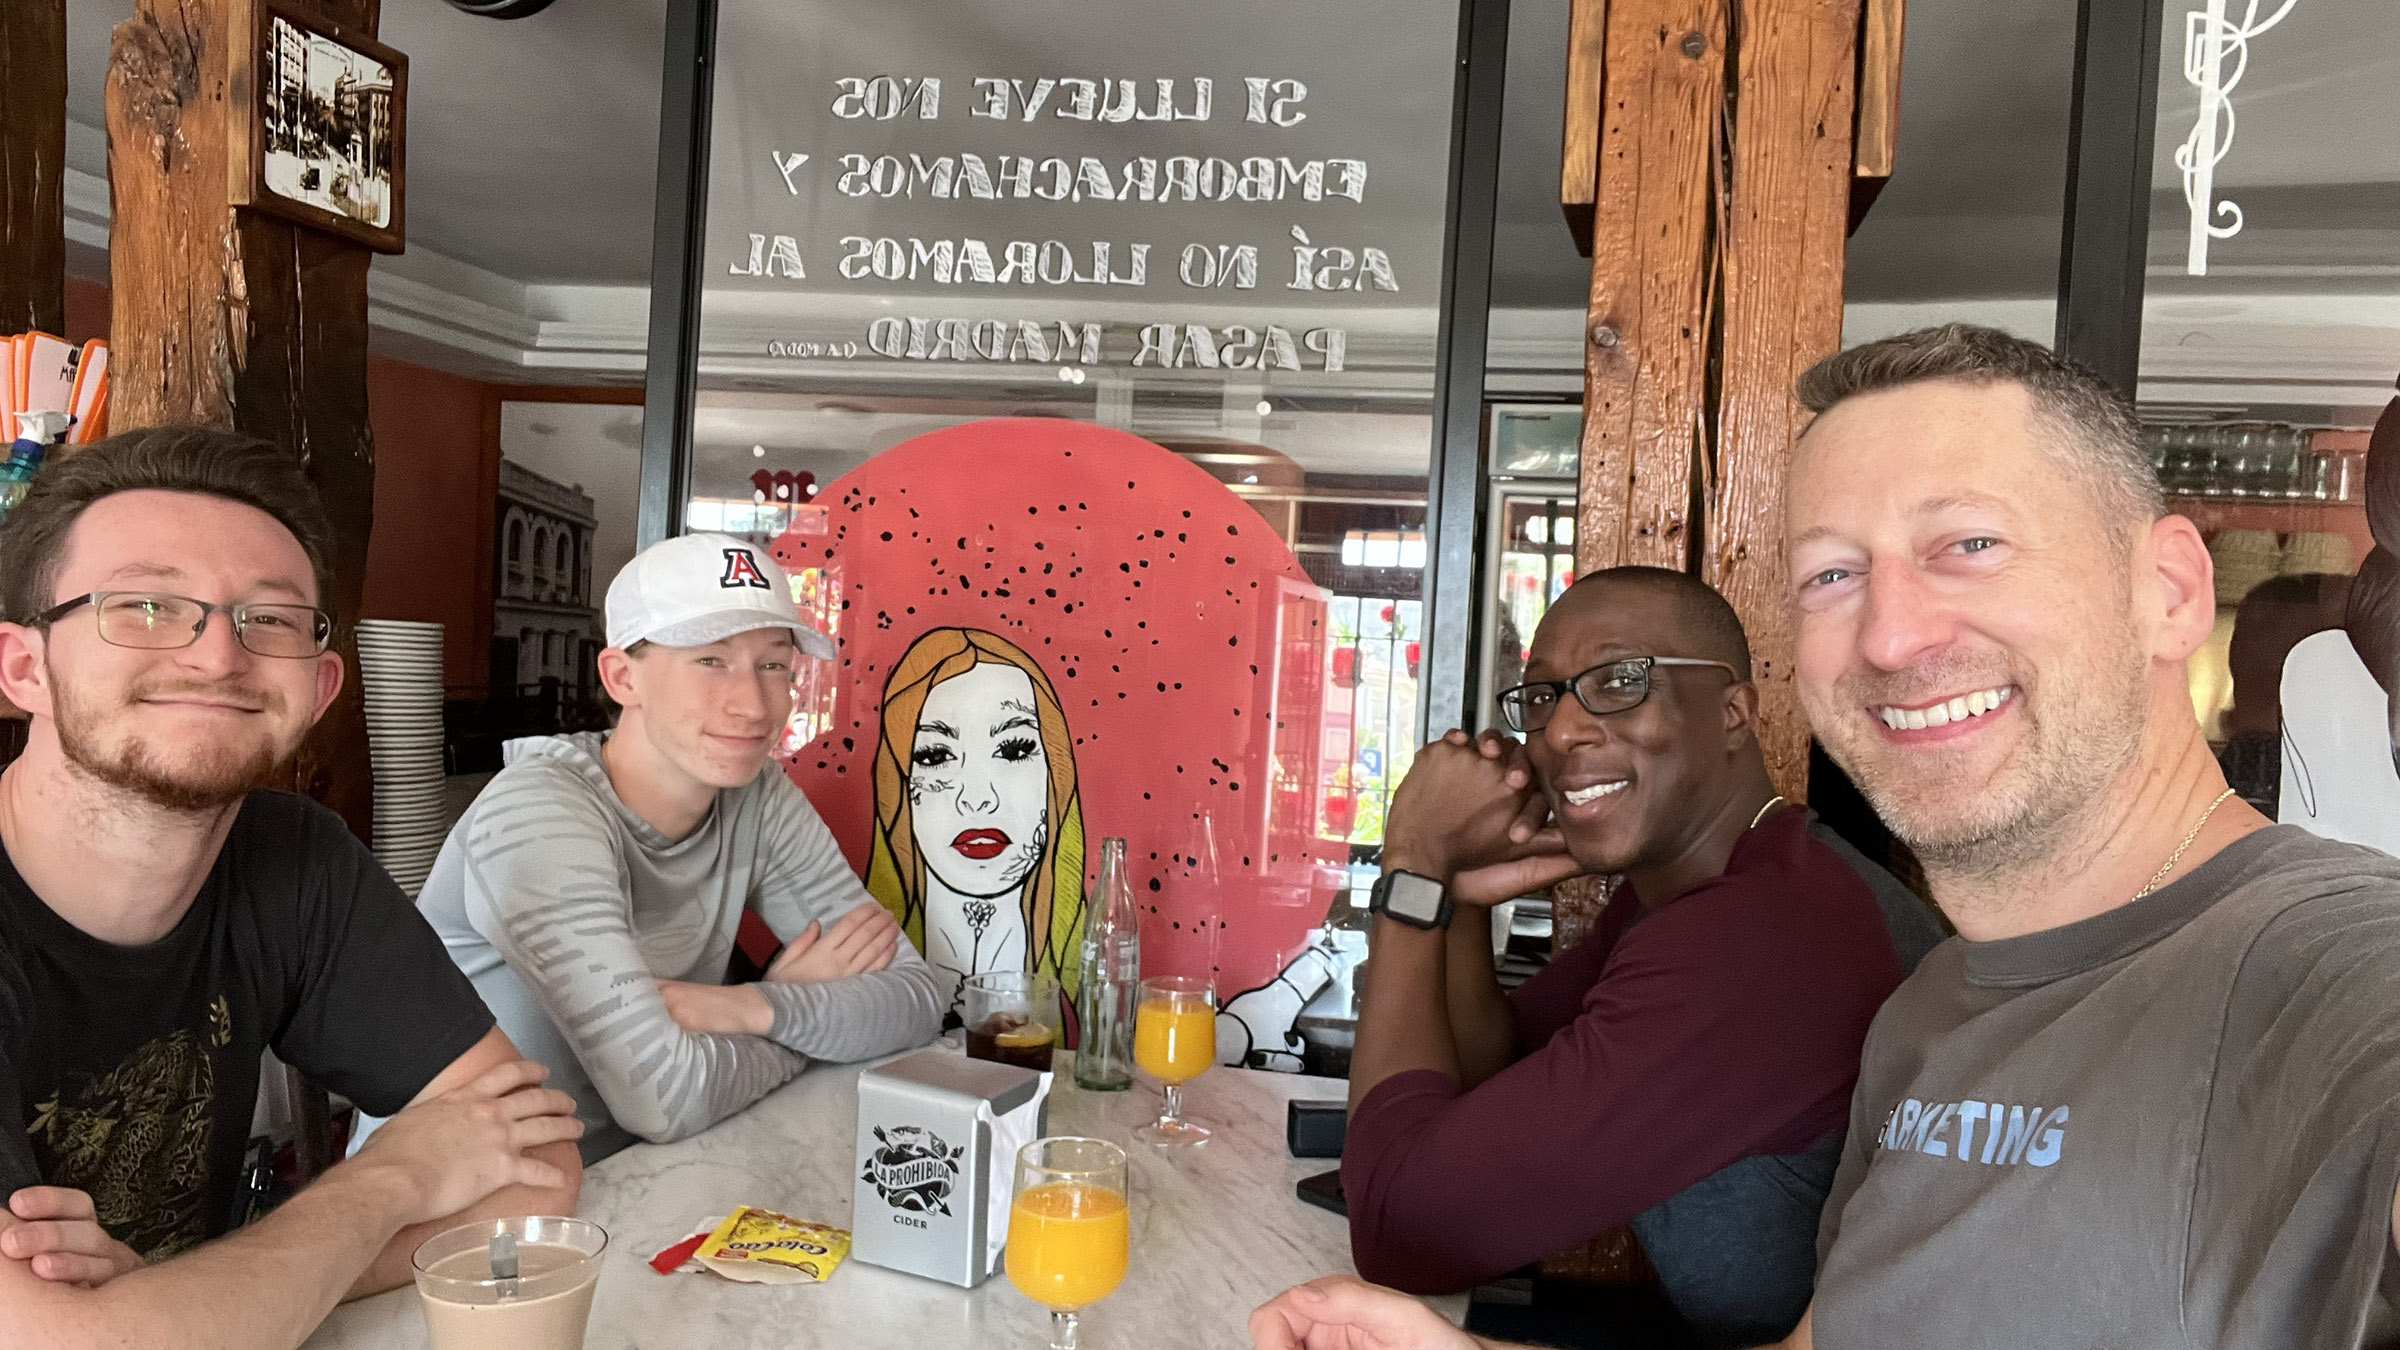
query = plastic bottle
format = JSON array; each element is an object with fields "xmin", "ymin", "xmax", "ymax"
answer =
[
  {"xmin": 1074, "ymin": 837, "xmax": 1141, "ymax": 1091},
  {"xmin": 0, "ymin": 423, "xmax": 58, "ymax": 526}
]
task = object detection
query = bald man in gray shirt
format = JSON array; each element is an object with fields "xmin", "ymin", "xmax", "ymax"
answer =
[{"xmin": 418, "ymin": 536, "xmax": 941, "ymax": 1161}]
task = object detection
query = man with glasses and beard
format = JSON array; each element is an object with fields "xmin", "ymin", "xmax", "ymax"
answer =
[
  {"xmin": 1333, "ymin": 566, "xmax": 1941, "ymax": 1348},
  {"xmin": 0, "ymin": 427, "xmax": 582, "ymax": 1350}
]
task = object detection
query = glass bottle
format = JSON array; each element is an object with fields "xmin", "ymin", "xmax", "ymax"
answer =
[{"xmin": 1074, "ymin": 837, "xmax": 1140, "ymax": 1091}]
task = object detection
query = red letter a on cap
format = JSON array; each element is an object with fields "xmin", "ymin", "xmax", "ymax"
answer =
[{"xmin": 720, "ymin": 548, "xmax": 770, "ymax": 589}]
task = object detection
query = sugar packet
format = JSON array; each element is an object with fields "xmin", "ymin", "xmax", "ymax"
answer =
[{"xmin": 691, "ymin": 1206, "xmax": 852, "ymax": 1284}]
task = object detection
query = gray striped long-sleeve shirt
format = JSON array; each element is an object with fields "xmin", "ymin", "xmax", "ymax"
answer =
[{"xmin": 416, "ymin": 733, "xmax": 943, "ymax": 1161}]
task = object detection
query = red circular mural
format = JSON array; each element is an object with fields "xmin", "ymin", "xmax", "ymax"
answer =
[{"xmin": 770, "ymin": 418, "xmax": 1343, "ymax": 1003}]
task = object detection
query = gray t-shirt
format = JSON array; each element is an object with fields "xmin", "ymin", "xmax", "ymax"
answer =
[
  {"xmin": 417, "ymin": 733, "xmax": 943, "ymax": 1161},
  {"xmin": 1813, "ymin": 825, "xmax": 2400, "ymax": 1347}
]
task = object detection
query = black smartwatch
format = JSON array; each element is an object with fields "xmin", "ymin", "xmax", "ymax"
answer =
[{"xmin": 1369, "ymin": 869, "xmax": 1453, "ymax": 930}]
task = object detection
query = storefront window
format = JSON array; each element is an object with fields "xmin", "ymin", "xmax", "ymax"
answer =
[
  {"xmin": 677, "ymin": 0, "xmax": 1466, "ymax": 997},
  {"xmin": 1479, "ymin": 405, "xmax": 1581, "ymax": 731},
  {"xmin": 2143, "ymin": 0, "xmax": 2388, "ymax": 831}
]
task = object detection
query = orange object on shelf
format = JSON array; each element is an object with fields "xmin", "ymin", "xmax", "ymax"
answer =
[{"xmin": 66, "ymin": 340, "xmax": 109, "ymax": 444}]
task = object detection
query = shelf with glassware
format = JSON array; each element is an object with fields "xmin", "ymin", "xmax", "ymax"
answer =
[
  {"xmin": 2156, "ymin": 424, "xmax": 2371, "ymax": 619},
  {"xmin": 2150, "ymin": 423, "xmax": 2368, "ymax": 504}
]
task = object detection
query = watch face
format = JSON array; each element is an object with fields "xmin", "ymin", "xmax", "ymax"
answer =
[{"xmin": 1383, "ymin": 873, "xmax": 1446, "ymax": 924}]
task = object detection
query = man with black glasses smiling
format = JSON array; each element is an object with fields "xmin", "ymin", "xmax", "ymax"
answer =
[
  {"xmin": 0, "ymin": 428, "xmax": 582, "ymax": 1350},
  {"xmin": 1337, "ymin": 566, "xmax": 1939, "ymax": 1348}
]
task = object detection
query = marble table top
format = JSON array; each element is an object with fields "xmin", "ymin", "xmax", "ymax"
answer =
[{"xmin": 305, "ymin": 1045, "xmax": 1463, "ymax": 1349}]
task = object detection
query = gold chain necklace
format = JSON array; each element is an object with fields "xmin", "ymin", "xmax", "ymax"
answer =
[
  {"xmin": 1748, "ymin": 795, "xmax": 1786, "ymax": 830},
  {"xmin": 2133, "ymin": 787, "xmax": 2238, "ymax": 899}
]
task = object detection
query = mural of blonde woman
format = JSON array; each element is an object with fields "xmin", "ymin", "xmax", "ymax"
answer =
[{"xmin": 867, "ymin": 628, "xmax": 1086, "ymax": 1027}]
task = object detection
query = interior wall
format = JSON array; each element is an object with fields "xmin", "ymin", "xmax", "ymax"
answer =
[
  {"xmin": 363, "ymin": 354, "xmax": 499, "ymax": 696},
  {"xmin": 63, "ymin": 276, "xmax": 108, "ymax": 345}
]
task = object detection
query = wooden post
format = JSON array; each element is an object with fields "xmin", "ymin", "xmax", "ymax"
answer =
[
  {"xmin": 1548, "ymin": 0, "xmax": 1872, "ymax": 1291},
  {"xmin": 1, "ymin": 0, "xmax": 67, "ymax": 336},
  {"xmin": 1556, "ymin": 0, "xmax": 1608, "ymax": 257},
  {"xmin": 1710, "ymin": 0, "xmax": 1863, "ymax": 804},
  {"xmin": 1573, "ymin": 0, "xmax": 1725, "ymax": 579},
  {"xmin": 106, "ymin": 0, "xmax": 384, "ymax": 837},
  {"xmin": 1849, "ymin": 0, "xmax": 1903, "ymax": 228},
  {"xmin": 1565, "ymin": 0, "xmax": 1873, "ymax": 802}
]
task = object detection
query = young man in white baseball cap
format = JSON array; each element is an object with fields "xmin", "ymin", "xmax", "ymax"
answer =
[{"xmin": 417, "ymin": 534, "xmax": 943, "ymax": 1161}]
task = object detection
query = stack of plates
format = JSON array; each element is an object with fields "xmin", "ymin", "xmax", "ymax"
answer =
[{"xmin": 356, "ymin": 620, "xmax": 447, "ymax": 896}]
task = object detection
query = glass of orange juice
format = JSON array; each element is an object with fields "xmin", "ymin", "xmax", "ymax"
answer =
[
  {"xmin": 1006, "ymin": 1136, "xmax": 1130, "ymax": 1350},
  {"xmin": 1132, "ymin": 975, "xmax": 1216, "ymax": 1148}
]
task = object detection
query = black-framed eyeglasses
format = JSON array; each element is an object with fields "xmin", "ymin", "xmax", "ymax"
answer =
[
  {"xmin": 1496, "ymin": 656, "xmax": 1740, "ymax": 733},
  {"xmin": 37, "ymin": 591, "xmax": 334, "ymax": 660}
]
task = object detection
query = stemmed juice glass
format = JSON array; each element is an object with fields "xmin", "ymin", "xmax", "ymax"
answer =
[
  {"xmin": 1132, "ymin": 975, "xmax": 1215, "ymax": 1148},
  {"xmin": 1006, "ymin": 1136, "xmax": 1131, "ymax": 1350}
]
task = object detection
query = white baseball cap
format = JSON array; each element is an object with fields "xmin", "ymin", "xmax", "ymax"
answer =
[{"xmin": 604, "ymin": 532, "xmax": 835, "ymax": 659}]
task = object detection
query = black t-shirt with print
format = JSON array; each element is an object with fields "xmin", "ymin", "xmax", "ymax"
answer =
[{"xmin": 0, "ymin": 791, "xmax": 493, "ymax": 1258}]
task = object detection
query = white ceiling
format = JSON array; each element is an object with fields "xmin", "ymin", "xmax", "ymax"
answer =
[
  {"xmin": 65, "ymin": 0, "xmax": 668, "ymax": 284},
  {"xmin": 57, "ymin": 0, "xmax": 2400, "ymax": 403}
]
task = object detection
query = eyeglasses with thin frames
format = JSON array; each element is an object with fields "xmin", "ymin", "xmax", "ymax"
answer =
[
  {"xmin": 36, "ymin": 591, "xmax": 334, "ymax": 660},
  {"xmin": 1496, "ymin": 656, "xmax": 1740, "ymax": 733}
]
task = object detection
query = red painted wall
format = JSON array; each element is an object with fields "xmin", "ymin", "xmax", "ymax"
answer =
[
  {"xmin": 363, "ymin": 353, "xmax": 496, "ymax": 696},
  {"xmin": 63, "ymin": 277, "xmax": 109, "ymax": 346}
]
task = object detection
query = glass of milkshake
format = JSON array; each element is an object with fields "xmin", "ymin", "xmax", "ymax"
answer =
[{"xmin": 413, "ymin": 1216, "xmax": 607, "ymax": 1350}]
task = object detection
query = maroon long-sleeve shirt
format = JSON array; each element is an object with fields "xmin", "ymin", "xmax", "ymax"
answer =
[{"xmin": 1343, "ymin": 807, "xmax": 1924, "ymax": 1295}]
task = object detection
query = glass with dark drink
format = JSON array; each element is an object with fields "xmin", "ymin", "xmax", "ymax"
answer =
[{"xmin": 965, "ymin": 971, "xmax": 1059, "ymax": 1072}]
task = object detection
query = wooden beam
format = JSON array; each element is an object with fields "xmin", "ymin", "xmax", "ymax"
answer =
[
  {"xmin": 107, "ymin": 0, "xmax": 386, "ymax": 838},
  {"xmin": 1714, "ymin": 0, "xmax": 1862, "ymax": 799},
  {"xmin": 1, "ymin": 0, "xmax": 68, "ymax": 337},
  {"xmin": 1554, "ymin": 0, "xmax": 1726, "ymax": 1039},
  {"xmin": 1573, "ymin": 0, "xmax": 1724, "ymax": 578},
  {"xmin": 1848, "ymin": 0, "xmax": 1903, "ymax": 232},
  {"xmin": 1558, "ymin": 0, "xmax": 1608, "ymax": 257}
]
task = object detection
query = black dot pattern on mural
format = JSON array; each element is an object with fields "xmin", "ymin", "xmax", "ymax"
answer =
[{"xmin": 772, "ymin": 436, "xmax": 1320, "ymax": 964}]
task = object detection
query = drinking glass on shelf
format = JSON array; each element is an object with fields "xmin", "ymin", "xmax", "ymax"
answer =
[
  {"xmin": 2339, "ymin": 449, "xmax": 2368, "ymax": 503},
  {"xmin": 966, "ymin": 972, "xmax": 1061, "ymax": 1072},
  {"xmin": 1132, "ymin": 975, "xmax": 1216, "ymax": 1148},
  {"xmin": 2222, "ymin": 424, "xmax": 2257, "ymax": 498},
  {"xmin": 2267, "ymin": 425, "xmax": 2307, "ymax": 500},
  {"xmin": 2166, "ymin": 427, "xmax": 2209, "ymax": 499},
  {"xmin": 1006, "ymin": 1137, "xmax": 1131, "ymax": 1350}
]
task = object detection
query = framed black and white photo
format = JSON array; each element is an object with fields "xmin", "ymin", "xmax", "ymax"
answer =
[{"xmin": 227, "ymin": 0, "xmax": 408, "ymax": 253}]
